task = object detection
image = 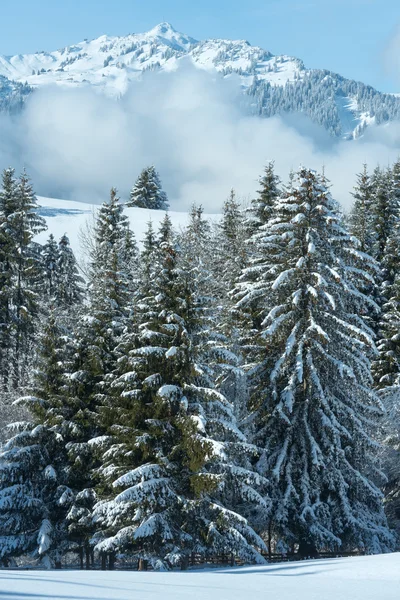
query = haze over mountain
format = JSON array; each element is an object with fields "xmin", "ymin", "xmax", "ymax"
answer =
[
  {"xmin": 1, "ymin": 22, "xmax": 400, "ymax": 140},
  {"xmin": 1, "ymin": 23, "xmax": 400, "ymax": 211}
]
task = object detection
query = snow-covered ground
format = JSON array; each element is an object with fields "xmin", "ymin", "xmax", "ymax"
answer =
[
  {"xmin": 36, "ymin": 196, "xmax": 219, "ymax": 258},
  {"xmin": 0, "ymin": 554, "xmax": 399, "ymax": 600}
]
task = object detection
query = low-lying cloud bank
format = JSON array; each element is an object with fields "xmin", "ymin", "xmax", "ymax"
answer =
[{"xmin": 0, "ymin": 63, "xmax": 399, "ymax": 212}]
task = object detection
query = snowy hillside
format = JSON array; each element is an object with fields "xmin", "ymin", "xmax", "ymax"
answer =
[
  {"xmin": 0, "ymin": 553, "xmax": 399, "ymax": 600},
  {"xmin": 36, "ymin": 196, "xmax": 219, "ymax": 257},
  {"xmin": 1, "ymin": 22, "xmax": 399, "ymax": 139}
]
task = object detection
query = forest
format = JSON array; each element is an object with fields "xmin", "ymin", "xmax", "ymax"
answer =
[{"xmin": 0, "ymin": 161, "xmax": 400, "ymax": 570}]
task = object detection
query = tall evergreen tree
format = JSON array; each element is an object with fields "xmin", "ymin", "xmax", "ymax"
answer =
[
  {"xmin": 373, "ymin": 218, "xmax": 400, "ymax": 389},
  {"xmin": 348, "ymin": 164, "xmax": 374, "ymax": 254},
  {"xmin": 0, "ymin": 315, "xmax": 74, "ymax": 568},
  {"xmin": 91, "ymin": 218, "xmax": 267, "ymax": 569},
  {"xmin": 42, "ymin": 234, "xmax": 61, "ymax": 303},
  {"xmin": 127, "ymin": 166, "xmax": 169, "ymax": 210},
  {"xmin": 235, "ymin": 167, "xmax": 393, "ymax": 554},
  {"xmin": 218, "ymin": 190, "xmax": 247, "ymax": 293},
  {"xmin": 0, "ymin": 169, "xmax": 16, "ymax": 390},
  {"xmin": 245, "ymin": 161, "xmax": 281, "ymax": 235},
  {"xmin": 57, "ymin": 234, "xmax": 85, "ymax": 311},
  {"xmin": 370, "ymin": 167, "xmax": 398, "ymax": 263},
  {"xmin": 0, "ymin": 168, "xmax": 46, "ymax": 388}
]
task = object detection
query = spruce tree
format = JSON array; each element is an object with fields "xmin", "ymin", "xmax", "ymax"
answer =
[
  {"xmin": 373, "ymin": 218, "xmax": 400, "ymax": 389},
  {"xmin": 348, "ymin": 164, "xmax": 374, "ymax": 254},
  {"xmin": 0, "ymin": 169, "xmax": 18, "ymax": 390},
  {"xmin": 370, "ymin": 167, "xmax": 398, "ymax": 263},
  {"xmin": 0, "ymin": 168, "xmax": 46, "ymax": 388},
  {"xmin": 0, "ymin": 315, "xmax": 74, "ymax": 567},
  {"xmin": 57, "ymin": 234, "xmax": 85, "ymax": 311},
  {"xmin": 236, "ymin": 167, "xmax": 393, "ymax": 554},
  {"xmin": 245, "ymin": 161, "xmax": 281, "ymax": 235},
  {"xmin": 127, "ymin": 166, "xmax": 169, "ymax": 210},
  {"xmin": 91, "ymin": 217, "xmax": 267, "ymax": 569},
  {"xmin": 218, "ymin": 189, "xmax": 247, "ymax": 292},
  {"xmin": 42, "ymin": 234, "xmax": 61, "ymax": 303}
]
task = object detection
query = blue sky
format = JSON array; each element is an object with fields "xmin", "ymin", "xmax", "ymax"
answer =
[{"xmin": 0, "ymin": 0, "xmax": 399, "ymax": 91}]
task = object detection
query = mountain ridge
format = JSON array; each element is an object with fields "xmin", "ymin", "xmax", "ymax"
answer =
[{"xmin": 0, "ymin": 22, "xmax": 399, "ymax": 139}]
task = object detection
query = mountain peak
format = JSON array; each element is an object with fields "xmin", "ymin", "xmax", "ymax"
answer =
[
  {"xmin": 146, "ymin": 22, "xmax": 198, "ymax": 48},
  {"xmin": 148, "ymin": 22, "xmax": 177, "ymax": 36}
]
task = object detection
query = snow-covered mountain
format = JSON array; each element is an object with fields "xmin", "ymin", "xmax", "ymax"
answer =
[{"xmin": 1, "ymin": 22, "xmax": 399, "ymax": 139}]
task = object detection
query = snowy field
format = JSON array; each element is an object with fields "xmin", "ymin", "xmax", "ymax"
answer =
[
  {"xmin": 36, "ymin": 196, "xmax": 219, "ymax": 259},
  {"xmin": 0, "ymin": 554, "xmax": 399, "ymax": 600}
]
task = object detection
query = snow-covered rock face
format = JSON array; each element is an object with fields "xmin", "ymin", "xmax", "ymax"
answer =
[{"xmin": 0, "ymin": 22, "xmax": 399, "ymax": 139}]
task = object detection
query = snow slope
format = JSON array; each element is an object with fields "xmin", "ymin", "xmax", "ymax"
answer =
[
  {"xmin": 36, "ymin": 196, "xmax": 219, "ymax": 257},
  {"xmin": 0, "ymin": 554, "xmax": 399, "ymax": 600}
]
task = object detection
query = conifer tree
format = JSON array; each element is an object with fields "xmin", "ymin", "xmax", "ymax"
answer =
[
  {"xmin": 42, "ymin": 234, "xmax": 60, "ymax": 303},
  {"xmin": 127, "ymin": 166, "xmax": 169, "ymax": 210},
  {"xmin": 245, "ymin": 161, "xmax": 281, "ymax": 235},
  {"xmin": 218, "ymin": 189, "xmax": 247, "ymax": 292},
  {"xmin": 369, "ymin": 166, "xmax": 398, "ymax": 263},
  {"xmin": 348, "ymin": 164, "xmax": 374, "ymax": 254},
  {"xmin": 89, "ymin": 188, "xmax": 131, "ymax": 333},
  {"xmin": 140, "ymin": 220, "xmax": 157, "ymax": 288},
  {"xmin": 236, "ymin": 167, "xmax": 393, "ymax": 554},
  {"xmin": 57, "ymin": 234, "xmax": 85, "ymax": 311},
  {"xmin": 0, "ymin": 315, "xmax": 73, "ymax": 567},
  {"xmin": 374, "ymin": 271, "xmax": 400, "ymax": 390},
  {"xmin": 91, "ymin": 217, "xmax": 267, "ymax": 569},
  {"xmin": 0, "ymin": 168, "xmax": 46, "ymax": 388},
  {"xmin": 60, "ymin": 189, "xmax": 137, "ymax": 540},
  {"xmin": 0, "ymin": 169, "xmax": 18, "ymax": 389}
]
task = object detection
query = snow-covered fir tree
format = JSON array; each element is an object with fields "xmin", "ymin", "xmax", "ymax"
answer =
[
  {"xmin": 370, "ymin": 167, "xmax": 399, "ymax": 263},
  {"xmin": 57, "ymin": 234, "xmax": 85, "ymax": 311},
  {"xmin": 235, "ymin": 167, "xmax": 393, "ymax": 555},
  {"xmin": 0, "ymin": 169, "xmax": 15, "ymax": 391},
  {"xmin": 245, "ymin": 161, "xmax": 281, "ymax": 235},
  {"xmin": 0, "ymin": 314, "xmax": 74, "ymax": 567},
  {"xmin": 348, "ymin": 164, "xmax": 375, "ymax": 255},
  {"xmin": 42, "ymin": 234, "xmax": 60, "ymax": 302},
  {"xmin": 0, "ymin": 168, "xmax": 46, "ymax": 389},
  {"xmin": 218, "ymin": 189, "xmax": 247, "ymax": 293},
  {"xmin": 373, "ymin": 219, "xmax": 400, "ymax": 389},
  {"xmin": 91, "ymin": 216, "xmax": 268, "ymax": 569},
  {"xmin": 64, "ymin": 189, "xmax": 135, "ymax": 493},
  {"xmin": 127, "ymin": 166, "xmax": 169, "ymax": 210}
]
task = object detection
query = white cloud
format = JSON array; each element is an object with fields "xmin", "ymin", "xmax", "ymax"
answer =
[
  {"xmin": 384, "ymin": 24, "xmax": 400, "ymax": 84},
  {"xmin": 0, "ymin": 63, "xmax": 398, "ymax": 212}
]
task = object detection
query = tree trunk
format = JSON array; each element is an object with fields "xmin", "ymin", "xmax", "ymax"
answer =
[
  {"xmin": 108, "ymin": 553, "xmax": 116, "ymax": 570},
  {"xmin": 297, "ymin": 537, "xmax": 318, "ymax": 559},
  {"xmin": 101, "ymin": 553, "xmax": 107, "ymax": 571},
  {"xmin": 85, "ymin": 546, "xmax": 91, "ymax": 570},
  {"xmin": 79, "ymin": 546, "xmax": 84, "ymax": 570},
  {"xmin": 138, "ymin": 558, "xmax": 148, "ymax": 571},
  {"xmin": 267, "ymin": 520, "xmax": 273, "ymax": 560}
]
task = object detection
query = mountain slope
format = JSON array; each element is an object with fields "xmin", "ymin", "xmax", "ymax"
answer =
[
  {"xmin": 0, "ymin": 22, "xmax": 399, "ymax": 138},
  {"xmin": 35, "ymin": 195, "xmax": 219, "ymax": 259}
]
